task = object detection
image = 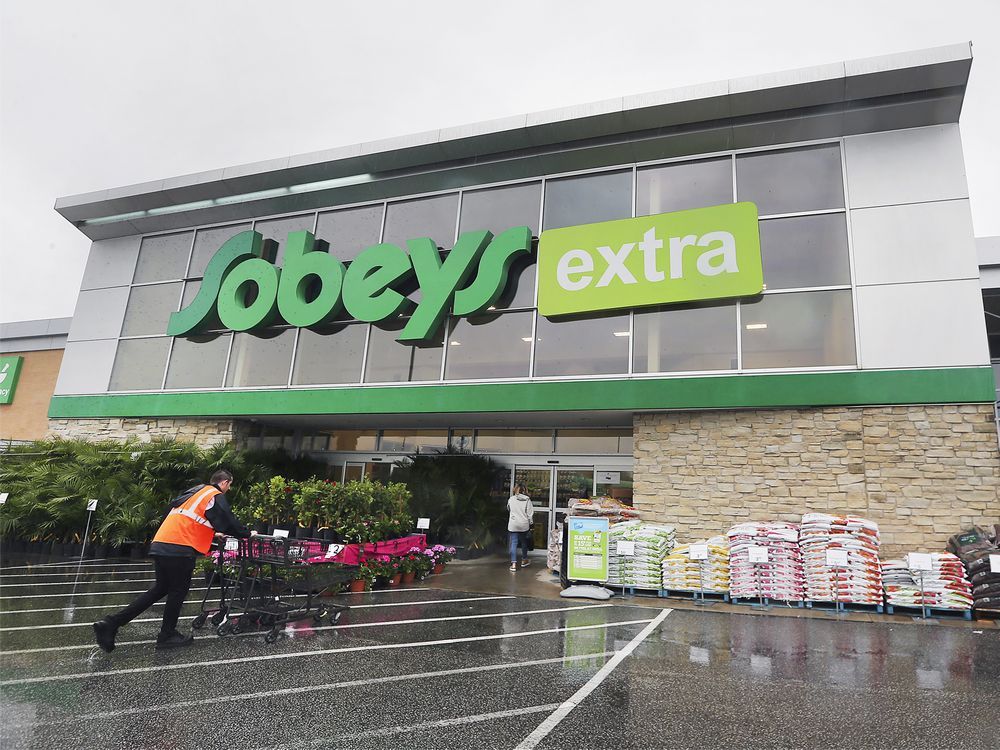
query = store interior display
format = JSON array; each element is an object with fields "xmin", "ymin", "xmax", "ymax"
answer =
[
  {"xmin": 727, "ymin": 522, "xmax": 805, "ymax": 601},
  {"xmin": 662, "ymin": 536, "xmax": 730, "ymax": 593},
  {"xmin": 607, "ymin": 521, "xmax": 675, "ymax": 589},
  {"xmin": 948, "ymin": 526, "xmax": 1000, "ymax": 613},
  {"xmin": 799, "ymin": 513, "xmax": 883, "ymax": 605},
  {"xmin": 882, "ymin": 553, "xmax": 973, "ymax": 611}
]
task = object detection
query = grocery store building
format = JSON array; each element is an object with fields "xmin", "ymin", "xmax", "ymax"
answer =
[{"xmin": 48, "ymin": 43, "xmax": 999, "ymax": 555}]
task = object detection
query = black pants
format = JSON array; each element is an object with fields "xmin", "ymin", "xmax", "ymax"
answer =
[{"xmin": 106, "ymin": 555, "xmax": 195, "ymax": 637}]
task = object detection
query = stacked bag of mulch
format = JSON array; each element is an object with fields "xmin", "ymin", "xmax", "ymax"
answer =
[
  {"xmin": 727, "ymin": 522, "xmax": 805, "ymax": 601},
  {"xmin": 661, "ymin": 536, "xmax": 730, "ymax": 593},
  {"xmin": 948, "ymin": 526, "xmax": 1000, "ymax": 613},
  {"xmin": 569, "ymin": 496, "xmax": 642, "ymax": 524},
  {"xmin": 882, "ymin": 553, "xmax": 973, "ymax": 611},
  {"xmin": 799, "ymin": 513, "xmax": 883, "ymax": 605},
  {"xmin": 607, "ymin": 521, "xmax": 675, "ymax": 589}
]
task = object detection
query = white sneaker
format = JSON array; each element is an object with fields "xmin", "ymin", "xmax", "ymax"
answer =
[
  {"xmin": 521, "ymin": 559, "xmax": 531, "ymax": 568},
  {"xmin": 509, "ymin": 563, "xmax": 517, "ymax": 572}
]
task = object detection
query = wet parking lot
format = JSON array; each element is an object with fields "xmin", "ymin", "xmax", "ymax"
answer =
[{"xmin": 2, "ymin": 558, "xmax": 999, "ymax": 750}]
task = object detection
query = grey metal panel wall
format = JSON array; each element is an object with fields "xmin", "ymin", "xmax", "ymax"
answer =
[
  {"xmin": 80, "ymin": 236, "xmax": 141, "ymax": 290},
  {"xmin": 53, "ymin": 340, "xmax": 118, "ymax": 395}
]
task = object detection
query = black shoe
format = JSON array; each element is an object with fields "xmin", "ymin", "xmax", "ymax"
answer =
[
  {"xmin": 155, "ymin": 631, "xmax": 194, "ymax": 649},
  {"xmin": 92, "ymin": 619, "xmax": 118, "ymax": 653}
]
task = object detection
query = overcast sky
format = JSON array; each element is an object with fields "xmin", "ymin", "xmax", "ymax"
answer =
[{"xmin": 2, "ymin": 0, "xmax": 998, "ymax": 324}]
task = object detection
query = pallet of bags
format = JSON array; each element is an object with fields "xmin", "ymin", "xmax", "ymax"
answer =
[
  {"xmin": 727, "ymin": 522, "xmax": 805, "ymax": 601},
  {"xmin": 799, "ymin": 513, "xmax": 883, "ymax": 605},
  {"xmin": 883, "ymin": 553, "xmax": 973, "ymax": 611},
  {"xmin": 607, "ymin": 521, "xmax": 675, "ymax": 589},
  {"xmin": 548, "ymin": 521, "xmax": 563, "ymax": 572},
  {"xmin": 947, "ymin": 527, "xmax": 1000, "ymax": 613},
  {"xmin": 569, "ymin": 496, "xmax": 642, "ymax": 524},
  {"xmin": 662, "ymin": 536, "xmax": 730, "ymax": 593}
]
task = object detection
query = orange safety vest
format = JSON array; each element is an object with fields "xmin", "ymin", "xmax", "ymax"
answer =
[{"xmin": 152, "ymin": 485, "xmax": 219, "ymax": 555}]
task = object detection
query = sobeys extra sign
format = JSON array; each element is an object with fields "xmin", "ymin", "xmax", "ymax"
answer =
[{"xmin": 168, "ymin": 202, "xmax": 761, "ymax": 342}]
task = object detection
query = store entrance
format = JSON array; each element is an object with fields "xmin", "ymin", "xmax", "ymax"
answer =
[{"xmin": 512, "ymin": 466, "xmax": 598, "ymax": 550}]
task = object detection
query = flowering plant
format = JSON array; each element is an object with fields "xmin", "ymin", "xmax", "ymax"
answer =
[
  {"xmin": 430, "ymin": 544, "xmax": 457, "ymax": 566},
  {"xmin": 364, "ymin": 555, "xmax": 401, "ymax": 580}
]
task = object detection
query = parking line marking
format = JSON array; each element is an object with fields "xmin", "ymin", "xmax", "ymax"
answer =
[
  {"xmin": 0, "ymin": 562, "xmax": 152, "ymax": 572},
  {"xmin": 1, "ymin": 604, "xmax": 613, "ymax": 654},
  {"xmin": 19, "ymin": 652, "xmax": 614, "ymax": 723},
  {"xmin": 1, "ymin": 578, "xmax": 158, "ymax": 588},
  {"xmin": 0, "ymin": 594, "xmax": 515, "ymax": 631},
  {"xmin": 0, "ymin": 587, "xmax": 208, "ymax": 601},
  {"xmin": 336, "ymin": 705, "xmax": 562, "ymax": 743},
  {"xmin": 0, "ymin": 571, "xmax": 160, "ymax": 579},
  {"xmin": 0, "ymin": 618, "xmax": 655, "ymax": 685},
  {"xmin": 0, "ymin": 587, "xmax": 434, "ymax": 615},
  {"xmin": 514, "ymin": 609, "xmax": 672, "ymax": 750}
]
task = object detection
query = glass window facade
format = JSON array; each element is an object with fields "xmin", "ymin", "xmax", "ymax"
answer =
[
  {"xmin": 475, "ymin": 429, "xmax": 553, "ymax": 453},
  {"xmin": 133, "ymin": 232, "xmax": 193, "ymax": 283},
  {"xmin": 121, "ymin": 283, "xmax": 183, "ymax": 337},
  {"xmin": 109, "ymin": 140, "xmax": 857, "ymax": 393},
  {"xmin": 555, "ymin": 429, "xmax": 632, "ymax": 454},
  {"xmin": 165, "ymin": 333, "xmax": 231, "ymax": 389},
  {"xmin": 256, "ymin": 214, "xmax": 315, "ymax": 266},
  {"xmin": 109, "ymin": 337, "xmax": 171, "ymax": 391},
  {"xmin": 379, "ymin": 429, "xmax": 449, "ymax": 453},
  {"xmin": 636, "ymin": 158, "xmax": 732, "ymax": 216}
]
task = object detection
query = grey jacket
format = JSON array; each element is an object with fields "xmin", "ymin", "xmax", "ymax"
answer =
[{"xmin": 507, "ymin": 494, "xmax": 535, "ymax": 532}]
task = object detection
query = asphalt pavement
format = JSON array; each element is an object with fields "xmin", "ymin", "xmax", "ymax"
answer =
[{"xmin": 1, "ymin": 556, "xmax": 998, "ymax": 749}]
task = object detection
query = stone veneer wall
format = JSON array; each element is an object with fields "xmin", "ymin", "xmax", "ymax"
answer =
[
  {"xmin": 47, "ymin": 417, "xmax": 253, "ymax": 449},
  {"xmin": 634, "ymin": 404, "xmax": 1000, "ymax": 557}
]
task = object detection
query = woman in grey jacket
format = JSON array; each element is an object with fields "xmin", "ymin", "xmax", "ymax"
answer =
[{"xmin": 506, "ymin": 483, "xmax": 535, "ymax": 572}]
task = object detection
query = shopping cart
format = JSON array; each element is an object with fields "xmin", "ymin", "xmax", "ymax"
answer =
[{"xmin": 192, "ymin": 534, "xmax": 357, "ymax": 644}]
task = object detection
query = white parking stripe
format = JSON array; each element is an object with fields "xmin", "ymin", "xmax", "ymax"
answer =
[
  {"xmin": 0, "ymin": 595, "xmax": 515, "ymax": 631},
  {"xmin": 336, "ymin": 705, "xmax": 561, "ymax": 743},
  {"xmin": 1, "ymin": 571, "xmax": 159, "ymax": 579},
  {"xmin": 1, "ymin": 578, "xmax": 157, "ymax": 588},
  {"xmin": 0, "ymin": 618, "xmax": 655, "ymax": 685},
  {"xmin": 1, "ymin": 604, "xmax": 612, "ymax": 654},
  {"xmin": 0, "ymin": 587, "xmax": 209, "ymax": 603},
  {"xmin": 0, "ymin": 561, "xmax": 152, "ymax": 572},
  {"xmin": 12, "ymin": 653, "xmax": 611, "ymax": 724},
  {"xmin": 0, "ymin": 587, "xmax": 434, "ymax": 615},
  {"xmin": 514, "ymin": 609, "xmax": 672, "ymax": 750}
]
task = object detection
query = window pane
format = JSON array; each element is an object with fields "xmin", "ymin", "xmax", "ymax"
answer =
[
  {"xmin": 382, "ymin": 194, "xmax": 459, "ymax": 250},
  {"xmin": 736, "ymin": 144, "xmax": 844, "ymax": 215},
  {"xmin": 133, "ymin": 232, "xmax": 193, "ymax": 283},
  {"xmin": 596, "ymin": 469, "xmax": 633, "ymax": 504},
  {"xmin": 165, "ymin": 332, "xmax": 231, "ymax": 389},
  {"xmin": 256, "ymin": 214, "xmax": 315, "ymax": 266},
  {"xmin": 121, "ymin": 283, "xmax": 183, "ymax": 337},
  {"xmin": 533, "ymin": 313, "xmax": 630, "ymax": 377},
  {"xmin": 188, "ymin": 223, "xmax": 251, "ymax": 278},
  {"xmin": 759, "ymin": 214, "xmax": 851, "ymax": 290},
  {"xmin": 261, "ymin": 427, "xmax": 290, "ymax": 451},
  {"xmin": 633, "ymin": 303, "xmax": 737, "ymax": 373},
  {"xmin": 460, "ymin": 182, "xmax": 541, "ymax": 236},
  {"xmin": 556, "ymin": 429, "xmax": 632, "ymax": 454},
  {"xmin": 325, "ymin": 430, "xmax": 377, "ymax": 451},
  {"xmin": 445, "ymin": 311, "xmax": 532, "ymax": 380},
  {"xmin": 225, "ymin": 329, "xmax": 296, "ymax": 386},
  {"xmin": 450, "ymin": 429, "xmax": 473, "ymax": 451},
  {"xmin": 475, "ymin": 429, "xmax": 552, "ymax": 453},
  {"xmin": 292, "ymin": 323, "xmax": 366, "ymax": 385},
  {"xmin": 316, "ymin": 204, "xmax": 384, "ymax": 261},
  {"xmin": 364, "ymin": 318, "xmax": 443, "ymax": 383},
  {"xmin": 741, "ymin": 290, "xmax": 856, "ymax": 369},
  {"xmin": 380, "ymin": 429, "xmax": 449, "ymax": 453},
  {"xmin": 109, "ymin": 338, "xmax": 170, "ymax": 391},
  {"xmin": 636, "ymin": 158, "xmax": 732, "ymax": 216},
  {"xmin": 543, "ymin": 170, "xmax": 632, "ymax": 231},
  {"xmin": 366, "ymin": 462, "xmax": 393, "ymax": 482}
]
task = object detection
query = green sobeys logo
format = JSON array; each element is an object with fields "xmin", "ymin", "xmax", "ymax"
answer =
[
  {"xmin": 168, "ymin": 202, "xmax": 762, "ymax": 343},
  {"xmin": 168, "ymin": 226, "xmax": 533, "ymax": 343},
  {"xmin": 537, "ymin": 202, "xmax": 762, "ymax": 316}
]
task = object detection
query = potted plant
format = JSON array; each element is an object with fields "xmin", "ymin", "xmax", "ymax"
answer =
[
  {"xmin": 399, "ymin": 553, "xmax": 419, "ymax": 584},
  {"xmin": 349, "ymin": 561, "xmax": 376, "ymax": 592},
  {"xmin": 429, "ymin": 544, "xmax": 456, "ymax": 574}
]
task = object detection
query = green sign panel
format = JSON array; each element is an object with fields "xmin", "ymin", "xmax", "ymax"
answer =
[
  {"xmin": 537, "ymin": 202, "xmax": 762, "ymax": 317},
  {"xmin": 0, "ymin": 355, "xmax": 23, "ymax": 405},
  {"xmin": 168, "ymin": 226, "xmax": 533, "ymax": 343},
  {"xmin": 566, "ymin": 516, "xmax": 609, "ymax": 582}
]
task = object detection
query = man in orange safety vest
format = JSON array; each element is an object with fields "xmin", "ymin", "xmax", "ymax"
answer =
[{"xmin": 92, "ymin": 469, "xmax": 250, "ymax": 651}]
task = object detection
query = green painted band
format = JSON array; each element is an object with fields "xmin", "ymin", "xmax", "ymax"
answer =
[{"xmin": 48, "ymin": 368, "xmax": 996, "ymax": 419}]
